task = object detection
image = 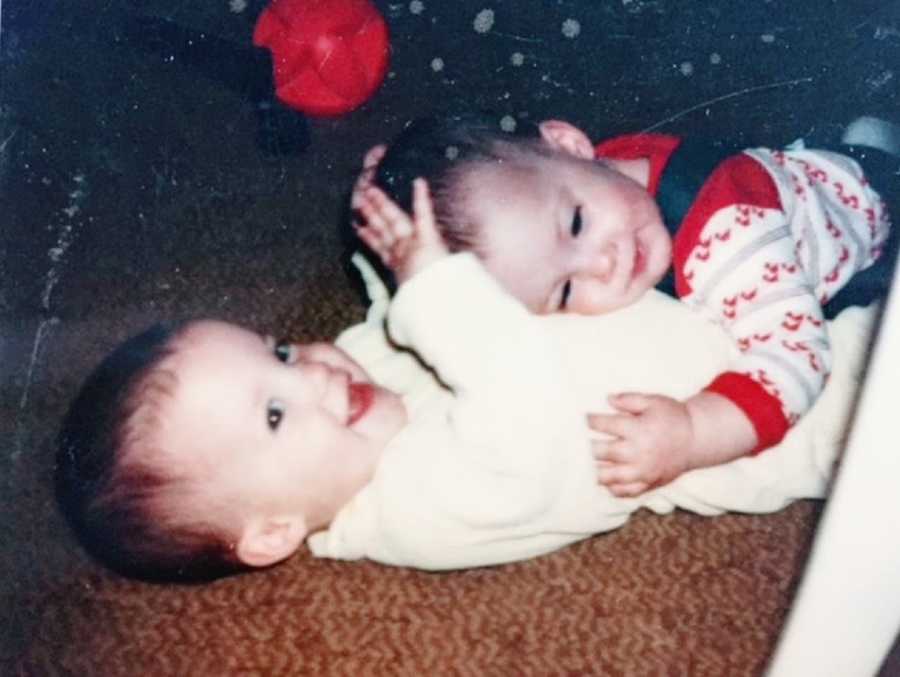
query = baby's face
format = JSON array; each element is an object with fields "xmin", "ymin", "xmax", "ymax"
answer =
[
  {"xmin": 469, "ymin": 152, "xmax": 672, "ymax": 315},
  {"xmin": 163, "ymin": 320, "xmax": 406, "ymax": 533}
]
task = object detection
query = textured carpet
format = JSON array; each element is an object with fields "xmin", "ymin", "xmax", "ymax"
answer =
[{"xmin": 17, "ymin": 505, "xmax": 821, "ymax": 676}]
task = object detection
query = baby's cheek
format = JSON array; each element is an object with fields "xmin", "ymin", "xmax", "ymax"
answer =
[
  {"xmin": 496, "ymin": 276, "xmax": 550, "ymax": 315},
  {"xmin": 569, "ymin": 282, "xmax": 623, "ymax": 316}
]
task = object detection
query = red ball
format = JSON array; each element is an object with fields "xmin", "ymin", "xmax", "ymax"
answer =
[{"xmin": 253, "ymin": 0, "xmax": 391, "ymax": 117}]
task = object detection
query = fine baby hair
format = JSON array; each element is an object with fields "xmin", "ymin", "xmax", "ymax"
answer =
[
  {"xmin": 56, "ymin": 322, "xmax": 247, "ymax": 582},
  {"xmin": 374, "ymin": 111, "xmax": 547, "ymax": 252}
]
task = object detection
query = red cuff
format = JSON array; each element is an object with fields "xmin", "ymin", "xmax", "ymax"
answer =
[{"xmin": 705, "ymin": 372, "xmax": 789, "ymax": 455}]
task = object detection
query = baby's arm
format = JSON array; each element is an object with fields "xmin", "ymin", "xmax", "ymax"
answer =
[
  {"xmin": 589, "ymin": 390, "xmax": 757, "ymax": 497},
  {"xmin": 355, "ymin": 177, "xmax": 448, "ymax": 283},
  {"xmin": 350, "ymin": 144, "xmax": 387, "ymax": 227},
  {"xmin": 590, "ymin": 268, "xmax": 831, "ymax": 497},
  {"xmin": 355, "ymin": 181, "xmax": 581, "ymax": 487},
  {"xmin": 590, "ymin": 145, "xmax": 890, "ymax": 497},
  {"xmin": 356, "ymin": 181, "xmax": 568, "ymax": 408}
]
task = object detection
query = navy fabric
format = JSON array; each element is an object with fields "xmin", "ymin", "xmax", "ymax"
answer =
[
  {"xmin": 808, "ymin": 137, "xmax": 899, "ymax": 319},
  {"xmin": 653, "ymin": 137, "xmax": 742, "ymax": 297},
  {"xmin": 653, "ymin": 134, "xmax": 898, "ymax": 318}
]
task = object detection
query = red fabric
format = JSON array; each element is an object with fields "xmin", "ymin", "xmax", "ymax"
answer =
[
  {"xmin": 672, "ymin": 154, "xmax": 782, "ymax": 296},
  {"xmin": 253, "ymin": 0, "xmax": 390, "ymax": 117},
  {"xmin": 594, "ymin": 133, "xmax": 681, "ymax": 198},
  {"xmin": 705, "ymin": 372, "xmax": 789, "ymax": 454}
]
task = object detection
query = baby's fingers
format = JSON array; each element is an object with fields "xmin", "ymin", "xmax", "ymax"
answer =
[
  {"xmin": 355, "ymin": 200, "xmax": 394, "ymax": 251},
  {"xmin": 595, "ymin": 458, "xmax": 645, "ymax": 486},
  {"xmin": 351, "ymin": 145, "xmax": 387, "ymax": 210},
  {"xmin": 355, "ymin": 225, "xmax": 393, "ymax": 264},
  {"xmin": 362, "ymin": 186, "xmax": 414, "ymax": 238},
  {"xmin": 604, "ymin": 481, "xmax": 650, "ymax": 498},
  {"xmin": 355, "ymin": 197, "xmax": 406, "ymax": 265},
  {"xmin": 410, "ymin": 178, "xmax": 439, "ymax": 240},
  {"xmin": 363, "ymin": 144, "xmax": 387, "ymax": 171},
  {"xmin": 608, "ymin": 392, "xmax": 654, "ymax": 414},
  {"xmin": 587, "ymin": 412, "xmax": 633, "ymax": 438},
  {"xmin": 591, "ymin": 438, "xmax": 629, "ymax": 463}
]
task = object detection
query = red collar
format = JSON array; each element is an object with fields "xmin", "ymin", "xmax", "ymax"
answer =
[{"xmin": 594, "ymin": 133, "xmax": 682, "ymax": 197}]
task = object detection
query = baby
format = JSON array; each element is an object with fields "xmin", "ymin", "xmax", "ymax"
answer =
[
  {"xmin": 56, "ymin": 181, "xmax": 611, "ymax": 580},
  {"xmin": 357, "ymin": 112, "xmax": 897, "ymax": 497},
  {"xmin": 55, "ymin": 319, "xmax": 407, "ymax": 581}
]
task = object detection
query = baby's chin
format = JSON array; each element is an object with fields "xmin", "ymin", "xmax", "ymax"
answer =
[
  {"xmin": 639, "ymin": 229, "xmax": 672, "ymax": 282},
  {"xmin": 640, "ymin": 252, "xmax": 670, "ymax": 290}
]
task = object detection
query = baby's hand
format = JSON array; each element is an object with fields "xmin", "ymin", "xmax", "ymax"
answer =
[
  {"xmin": 588, "ymin": 393, "xmax": 695, "ymax": 497},
  {"xmin": 355, "ymin": 178, "xmax": 449, "ymax": 284},
  {"xmin": 350, "ymin": 144, "xmax": 387, "ymax": 227}
]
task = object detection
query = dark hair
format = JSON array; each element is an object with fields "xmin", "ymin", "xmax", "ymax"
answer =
[
  {"xmin": 56, "ymin": 322, "xmax": 248, "ymax": 583},
  {"xmin": 374, "ymin": 112, "xmax": 545, "ymax": 253}
]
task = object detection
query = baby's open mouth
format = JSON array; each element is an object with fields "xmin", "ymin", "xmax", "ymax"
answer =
[{"xmin": 347, "ymin": 382, "xmax": 374, "ymax": 425}]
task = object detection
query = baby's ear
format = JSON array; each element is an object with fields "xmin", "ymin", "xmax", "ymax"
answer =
[
  {"xmin": 235, "ymin": 515, "xmax": 308, "ymax": 568},
  {"xmin": 538, "ymin": 120, "xmax": 595, "ymax": 160}
]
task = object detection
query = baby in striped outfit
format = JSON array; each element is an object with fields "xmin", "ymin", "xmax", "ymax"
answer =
[{"xmin": 357, "ymin": 113, "xmax": 897, "ymax": 496}]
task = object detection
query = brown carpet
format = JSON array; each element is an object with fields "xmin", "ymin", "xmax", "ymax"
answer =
[{"xmin": 16, "ymin": 504, "xmax": 821, "ymax": 675}]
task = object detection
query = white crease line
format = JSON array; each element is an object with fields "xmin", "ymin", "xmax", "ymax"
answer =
[{"xmin": 13, "ymin": 317, "xmax": 60, "ymax": 461}]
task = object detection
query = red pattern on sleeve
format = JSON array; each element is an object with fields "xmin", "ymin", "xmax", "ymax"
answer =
[
  {"xmin": 705, "ymin": 371, "xmax": 790, "ymax": 454},
  {"xmin": 672, "ymin": 154, "xmax": 783, "ymax": 297}
]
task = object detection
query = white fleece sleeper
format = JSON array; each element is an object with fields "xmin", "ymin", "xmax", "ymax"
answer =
[{"xmin": 307, "ymin": 253, "xmax": 875, "ymax": 570}]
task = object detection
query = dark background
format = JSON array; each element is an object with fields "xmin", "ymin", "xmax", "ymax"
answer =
[{"xmin": 3, "ymin": 0, "xmax": 899, "ymax": 668}]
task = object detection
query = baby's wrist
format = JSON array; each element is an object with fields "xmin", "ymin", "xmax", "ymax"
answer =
[
  {"xmin": 684, "ymin": 392, "xmax": 757, "ymax": 465},
  {"xmin": 395, "ymin": 250, "xmax": 450, "ymax": 286}
]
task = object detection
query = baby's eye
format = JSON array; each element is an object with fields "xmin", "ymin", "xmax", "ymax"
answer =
[
  {"xmin": 267, "ymin": 398, "xmax": 285, "ymax": 431},
  {"xmin": 558, "ymin": 280, "xmax": 572, "ymax": 311},
  {"xmin": 570, "ymin": 205, "xmax": 583, "ymax": 237},
  {"xmin": 274, "ymin": 339, "xmax": 294, "ymax": 363}
]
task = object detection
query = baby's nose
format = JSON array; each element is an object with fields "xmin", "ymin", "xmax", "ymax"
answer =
[
  {"xmin": 305, "ymin": 361, "xmax": 351, "ymax": 389},
  {"xmin": 297, "ymin": 360, "xmax": 334, "ymax": 385},
  {"xmin": 581, "ymin": 242, "xmax": 617, "ymax": 283}
]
